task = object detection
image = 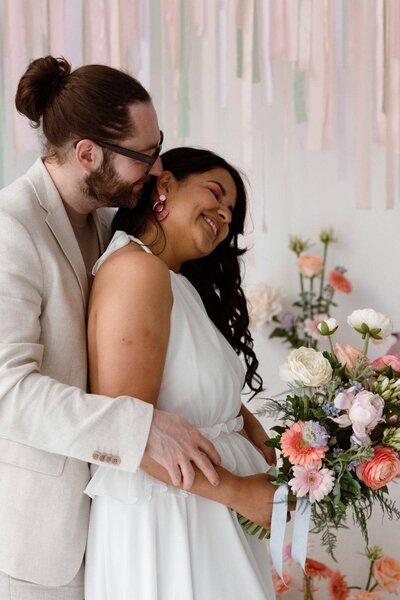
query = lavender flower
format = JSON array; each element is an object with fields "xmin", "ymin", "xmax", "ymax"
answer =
[
  {"xmin": 281, "ymin": 312, "xmax": 296, "ymax": 332},
  {"xmin": 302, "ymin": 421, "xmax": 330, "ymax": 448}
]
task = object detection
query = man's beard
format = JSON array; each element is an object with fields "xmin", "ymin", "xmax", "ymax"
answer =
[{"xmin": 81, "ymin": 154, "xmax": 146, "ymax": 209}]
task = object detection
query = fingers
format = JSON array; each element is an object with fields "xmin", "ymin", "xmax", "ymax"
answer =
[
  {"xmin": 262, "ymin": 446, "xmax": 277, "ymax": 466},
  {"xmin": 179, "ymin": 460, "xmax": 196, "ymax": 491},
  {"xmin": 197, "ymin": 435, "xmax": 221, "ymax": 466},
  {"xmin": 191, "ymin": 450, "xmax": 220, "ymax": 487},
  {"xmin": 168, "ymin": 463, "xmax": 183, "ymax": 488}
]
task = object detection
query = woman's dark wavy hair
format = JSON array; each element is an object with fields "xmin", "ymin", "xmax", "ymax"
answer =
[{"xmin": 113, "ymin": 147, "xmax": 263, "ymax": 397}]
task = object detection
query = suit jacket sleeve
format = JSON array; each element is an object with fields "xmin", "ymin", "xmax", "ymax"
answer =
[{"xmin": 0, "ymin": 210, "xmax": 153, "ymax": 473}]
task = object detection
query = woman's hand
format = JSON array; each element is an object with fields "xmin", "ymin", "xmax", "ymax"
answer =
[{"xmin": 229, "ymin": 473, "xmax": 277, "ymax": 529}]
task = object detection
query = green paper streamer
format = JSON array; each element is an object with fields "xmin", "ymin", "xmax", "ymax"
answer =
[
  {"xmin": 237, "ymin": 29, "xmax": 243, "ymax": 78},
  {"xmin": 252, "ymin": 0, "xmax": 261, "ymax": 84},
  {"xmin": 294, "ymin": 68, "xmax": 307, "ymax": 124}
]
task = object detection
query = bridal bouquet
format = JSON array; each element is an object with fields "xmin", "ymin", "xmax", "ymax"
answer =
[{"xmin": 252, "ymin": 309, "xmax": 400, "ymax": 559}]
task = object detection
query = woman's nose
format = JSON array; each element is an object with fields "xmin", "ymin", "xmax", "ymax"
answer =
[{"xmin": 217, "ymin": 205, "xmax": 232, "ymax": 224}]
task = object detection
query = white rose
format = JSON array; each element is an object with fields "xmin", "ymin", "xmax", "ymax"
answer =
[
  {"xmin": 317, "ymin": 318, "xmax": 338, "ymax": 335},
  {"xmin": 247, "ymin": 283, "xmax": 284, "ymax": 329},
  {"xmin": 347, "ymin": 309, "xmax": 393, "ymax": 344},
  {"xmin": 280, "ymin": 347, "xmax": 333, "ymax": 387}
]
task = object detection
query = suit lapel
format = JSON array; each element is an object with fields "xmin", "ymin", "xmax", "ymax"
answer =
[{"xmin": 26, "ymin": 159, "xmax": 89, "ymax": 309}]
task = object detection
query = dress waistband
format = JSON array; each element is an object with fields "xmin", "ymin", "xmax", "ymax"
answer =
[{"xmin": 199, "ymin": 415, "xmax": 244, "ymax": 440}]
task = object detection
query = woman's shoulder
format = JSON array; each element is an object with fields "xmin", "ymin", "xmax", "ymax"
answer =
[{"xmin": 92, "ymin": 235, "xmax": 172, "ymax": 300}]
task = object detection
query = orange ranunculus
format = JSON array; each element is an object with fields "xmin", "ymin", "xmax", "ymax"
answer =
[
  {"xmin": 334, "ymin": 343, "xmax": 364, "ymax": 371},
  {"xmin": 356, "ymin": 446, "xmax": 400, "ymax": 490},
  {"xmin": 373, "ymin": 555, "xmax": 400, "ymax": 593},
  {"xmin": 328, "ymin": 270, "xmax": 352, "ymax": 293},
  {"xmin": 351, "ymin": 591, "xmax": 382, "ymax": 600},
  {"xmin": 297, "ymin": 255, "xmax": 324, "ymax": 278},
  {"xmin": 305, "ymin": 557, "xmax": 332, "ymax": 579}
]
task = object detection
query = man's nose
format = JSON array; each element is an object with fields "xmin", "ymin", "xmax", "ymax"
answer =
[{"xmin": 148, "ymin": 156, "xmax": 163, "ymax": 176}]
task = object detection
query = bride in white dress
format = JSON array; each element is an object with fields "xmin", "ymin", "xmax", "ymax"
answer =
[{"xmin": 84, "ymin": 148, "xmax": 277, "ymax": 599}]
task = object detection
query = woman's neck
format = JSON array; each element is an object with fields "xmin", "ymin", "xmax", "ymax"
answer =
[{"xmin": 138, "ymin": 223, "xmax": 182, "ymax": 273}]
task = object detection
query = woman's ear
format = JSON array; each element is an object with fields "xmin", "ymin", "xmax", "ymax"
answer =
[{"xmin": 156, "ymin": 171, "xmax": 175, "ymax": 196}]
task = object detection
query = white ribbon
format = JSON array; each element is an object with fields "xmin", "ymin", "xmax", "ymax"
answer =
[{"xmin": 270, "ymin": 484, "xmax": 311, "ymax": 580}]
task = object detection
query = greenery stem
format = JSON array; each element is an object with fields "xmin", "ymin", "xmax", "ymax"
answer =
[
  {"xmin": 303, "ymin": 574, "xmax": 314, "ymax": 600},
  {"xmin": 319, "ymin": 241, "xmax": 329, "ymax": 301},
  {"xmin": 363, "ymin": 333, "xmax": 370, "ymax": 358},
  {"xmin": 309, "ymin": 277, "xmax": 315, "ymax": 319},
  {"xmin": 300, "ymin": 273, "xmax": 305, "ymax": 297},
  {"xmin": 328, "ymin": 334, "xmax": 336, "ymax": 357},
  {"xmin": 366, "ymin": 559, "xmax": 374, "ymax": 591},
  {"xmin": 303, "ymin": 395, "xmax": 310, "ymax": 420}
]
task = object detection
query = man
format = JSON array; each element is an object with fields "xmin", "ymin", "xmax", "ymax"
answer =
[{"xmin": 0, "ymin": 56, "xmax": 276, "ymax": 599}]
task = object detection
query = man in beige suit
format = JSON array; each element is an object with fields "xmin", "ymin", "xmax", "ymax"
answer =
[{"xmin": 0, "ymin": 57, "xmax": 223, "ymax": 599}]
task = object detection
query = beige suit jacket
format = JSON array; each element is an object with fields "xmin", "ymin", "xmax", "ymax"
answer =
[{"xmin": 0, "ymin": 159, "xmax": 153, "ymax": 586}]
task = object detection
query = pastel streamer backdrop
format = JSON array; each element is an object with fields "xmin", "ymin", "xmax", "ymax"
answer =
[{"xmin": 1, "ymin": 0, "xmax": 400, "ymax": 213}]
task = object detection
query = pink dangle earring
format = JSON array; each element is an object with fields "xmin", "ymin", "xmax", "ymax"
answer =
[{"xmin": 152, "ymin": 194, "xmax": 169, "ymax": 222}]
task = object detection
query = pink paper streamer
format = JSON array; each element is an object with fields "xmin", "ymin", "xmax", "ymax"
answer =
[
  {"xmin": 307, "ymin": 0, "xmax": 327, "ymax": 151},
  {"xmin": 298, "ymin": 0, "xmax": 311, "ymax": 72},
  {"xmin": 218, "ymin": 0, "xmax": 228, "ymax": 109},
  {"xmin": 49, "ymin": 0, "xmax": 66, "ymax": 57},
  {"xmin": 375, "ymin": 0, "xmax": 386, "ymax": 146},
  {"xmin": 260, "ymin": 0, "xmax": 273, "ymax": 104},
  {"xmin": 65, "ymin": 0, "xmax": 84, "ymax": 68},
  {"xmin": 334, "ymin": 0, "xmax": 348, "ymax": 180},
  {"xmin": 349, "ymin": 0, "xmax": 371, "ymax": 209}
]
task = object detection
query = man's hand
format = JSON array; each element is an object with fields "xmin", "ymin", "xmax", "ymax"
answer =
[{"xmin": 144, "ymin": 408, "xmax": 221, "ymax": 490}]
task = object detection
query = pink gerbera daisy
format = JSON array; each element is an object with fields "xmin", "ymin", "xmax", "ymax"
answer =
[
  {"xmin": 281, "ymin": 421, "xmax": 328, "ymax": 466},
  {"xmin": 289, "ymin": 465, "xmax": 335, "ymax": 503}
]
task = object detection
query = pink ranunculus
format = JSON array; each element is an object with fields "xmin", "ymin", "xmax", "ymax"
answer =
[
  {"xmin": 348, "ymin": 391, "xmax": 384, "ymax": 443},
  {"xmin": 334, "ymin": 343, "xmax": 364, "ymax": 371},
  {"xmin": 371, "ymin": 354, "xmax": 400, "ymax": 374},
  {"xmin": 304, "ymin": 314, "xmax": 328, "ymax": 339},
  {"xmin": 356, "ymin": 446, "xmax": 400, "ymax": 490},
  {"xmin": 297, "ymin": 255, "xmax": 324, "ymax": 278}
]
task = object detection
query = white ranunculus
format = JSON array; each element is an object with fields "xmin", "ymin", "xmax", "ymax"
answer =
[
  {"xmin": 317, "ymin": 317, "xmax": 338, "ymax": 335},
  {"xmin": 247, "ymin": 283, "xmax": 285, "ymax": 329},
  {"xmin": 347, "ymin": 309, "xmax": 393, "ymax": 344},
  {"xmin": 280, "ymin": 347, "xmax": 333, "ymax": 387}
]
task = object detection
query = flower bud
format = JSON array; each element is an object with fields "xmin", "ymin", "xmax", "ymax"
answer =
[{"xmin": 317, "ymin": 318, "xmax": 338, "ymax": 336}]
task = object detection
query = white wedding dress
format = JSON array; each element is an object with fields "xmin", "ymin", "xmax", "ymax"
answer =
[{"xmin": 84, "ymin": 231, "xmax": 275, "ymax": 600}]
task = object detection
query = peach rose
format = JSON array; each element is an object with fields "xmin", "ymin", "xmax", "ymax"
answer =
[
  {"xmin": 334, "ymin": 343, "xmax": 364, "ymax": 371},
  {"xmin": 297, "ymin": 255, "xmax": 324, "ymax": 278},
  {"xmin": 329, "ymin": 270, "xmax": 352, "ymax": 293},
  {"xmin": 373, "ymin": 555, "xmax": 400, "ymax": 593},
  {"xmin": 351, "ymin": 591, "xmax": 382, "ymax": 600},
  {"xmin": 356, "ymin": 446, "xmax": 400, "ymax": 490},
  {"xmin": 372, "ymin": 354, "xmax": 400, "ymax": 374}
]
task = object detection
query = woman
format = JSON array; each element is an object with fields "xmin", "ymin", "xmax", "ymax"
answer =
[{"xmin": 84, "ymin": 148, "xmax": 276, "ymax": 599}]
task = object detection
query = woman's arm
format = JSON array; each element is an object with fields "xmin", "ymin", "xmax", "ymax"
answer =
[{"xmin": 240, "ymin": 404, "xmax": 277, "ymax": 465}]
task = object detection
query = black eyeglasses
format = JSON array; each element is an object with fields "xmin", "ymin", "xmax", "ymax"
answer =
[{"xmin": 96, "ymin": 131, "xmax": 164, "ymax": 168}]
